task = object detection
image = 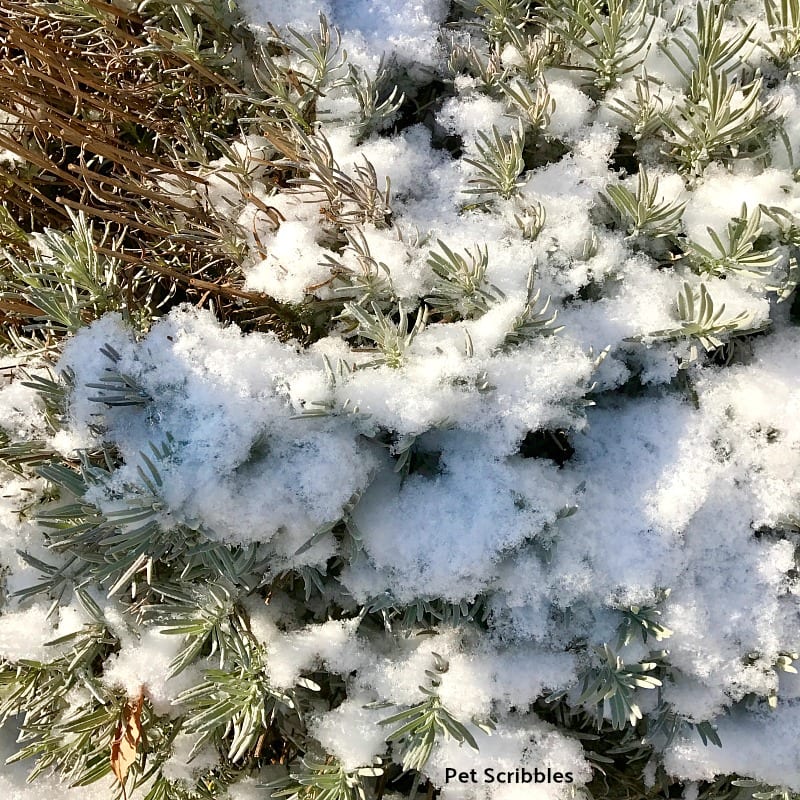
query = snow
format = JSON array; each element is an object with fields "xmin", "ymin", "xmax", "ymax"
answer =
[
  {"xmin": 57, "ymin": 308, "xmax": 380, "ymax": 557},
  {"xmin": 240, "ymin": 0, "xmax": 449, "ymax": 71},
  {"xmin": 427, "ymin": 717, "xmax": 592, "ymax": 800},
  {"xmin": 100, "ymin": 625, "xmax": 201, "ymax": 715},
  {"xmin": 2, "ymin": 0, "xmax": 800, "ymax": 795},
  {"xmin": 266, "ymin": 619, "xmax": 365, "ymax": 688},
  {"xmin": 245, "ymin": 220, "xmax": 333, "ymax": 303},
  {"xmin": 664, "ymin": 705, "xmax": 800, "ymax": 787},
  {"xmin": 346, "ymin": 434, "xmax": 579, "ymax": 601},
  {"xmin": 0, "ymin": 602, "xmax": 79, "ymax": 662},
  {"xmin": 311, "ymin": 696, "xmax": 389, "ymax": 769}
]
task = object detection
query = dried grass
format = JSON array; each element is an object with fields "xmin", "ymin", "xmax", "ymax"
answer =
[{"xmin": 0, "ymin": 0, "xmax": 305, "ymax": 338}]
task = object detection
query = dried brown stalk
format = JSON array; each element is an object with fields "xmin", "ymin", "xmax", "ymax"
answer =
[{"xmin": 0, "ymin": 0, "xmax": 308, "ymax": 338}]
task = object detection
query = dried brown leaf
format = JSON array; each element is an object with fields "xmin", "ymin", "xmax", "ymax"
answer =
[{"xmin": 110, "ymin": 689, "xmax": 144, "ymax": 799}]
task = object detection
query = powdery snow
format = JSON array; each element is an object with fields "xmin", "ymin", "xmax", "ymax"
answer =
[{"xmin": 2, "ymin": 0, "xmax": 800, "ymax": 795}]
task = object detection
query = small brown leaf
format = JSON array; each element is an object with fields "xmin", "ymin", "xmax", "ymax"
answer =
[{"xmin": 110, "ymin": 689, "xmax": 144, "ymax": 799}]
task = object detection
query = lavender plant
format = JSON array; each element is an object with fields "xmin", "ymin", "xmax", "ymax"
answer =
[{"xmin": 0, "ymin": 3, "xmax": 799, "ymax": 800}]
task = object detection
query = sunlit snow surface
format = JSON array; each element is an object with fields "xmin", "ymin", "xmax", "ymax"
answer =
[{"xmin": 2, "ymin": 0, "xmax": 800, "ymax": 794}]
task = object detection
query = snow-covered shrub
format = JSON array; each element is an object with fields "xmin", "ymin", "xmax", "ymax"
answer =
[{"xmin": 2, "ymin": 0, "xmax": 800, "ymax": 798}]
